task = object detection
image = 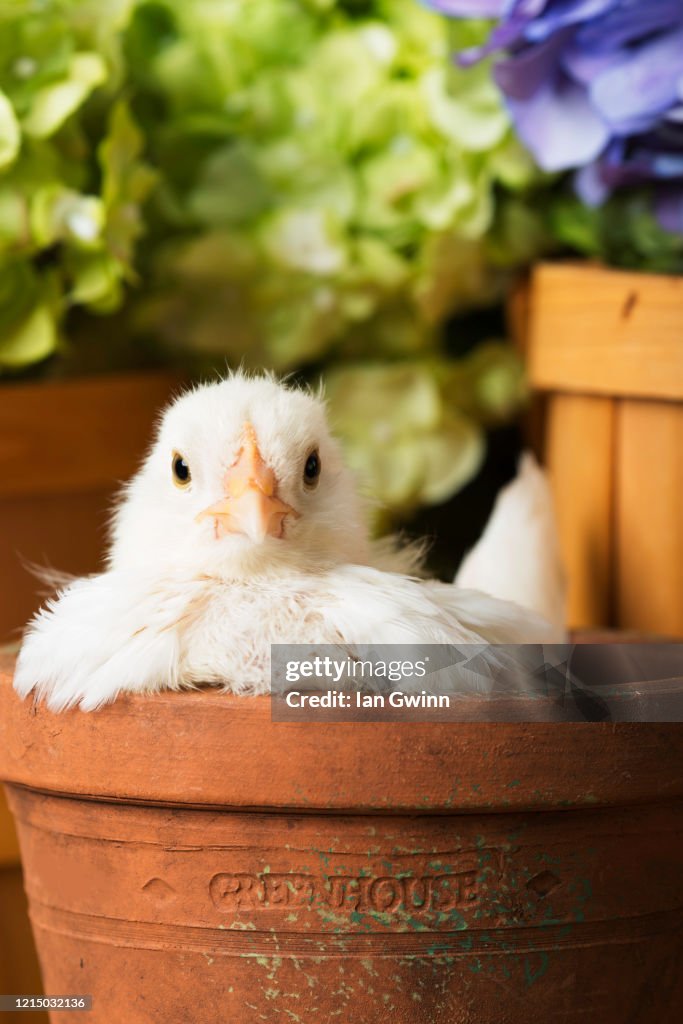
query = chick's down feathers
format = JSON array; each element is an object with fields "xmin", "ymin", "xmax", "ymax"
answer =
[{"xmin": 15, "ymin": 373, "xmax": 566, "ymax": 710}]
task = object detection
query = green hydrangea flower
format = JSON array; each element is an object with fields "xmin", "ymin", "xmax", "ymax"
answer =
[
  {"xmin": 324, "ymin": 345, "xmax": 525, "ymax": 513},
  {"xmin": 128, "ymin": 0, "xmax": 544, "ymax": 370},
  {"xmin": 0, "ymin": 1, "xmax": 154, "ymax": 369},
  {"xmin": 0, "ymin": 0, "xmax": 541, "ymax": 515}
]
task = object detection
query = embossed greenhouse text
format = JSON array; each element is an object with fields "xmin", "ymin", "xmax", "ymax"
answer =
[{"xmin": 209, "ymin": 869, "xmax": 482, "ymax": 916}]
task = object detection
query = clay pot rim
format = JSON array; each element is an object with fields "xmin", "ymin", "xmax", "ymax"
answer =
[{"xmin": 3, "ymin": 656, "xmax": 683, "ymax": 815}]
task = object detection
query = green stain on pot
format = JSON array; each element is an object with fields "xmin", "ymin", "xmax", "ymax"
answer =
[
  {"xmin": 252, "ymin": 955, "xmax": 284, "ymax": 990},
  {"xmin": 540, "ymin": 906, "xmax": 565, "ymax": 927},
  {"xmin": 444, "ymin": 776, "xmax": 461, "ymax": 807},
  {"xmin": 505, "ymin": 825, "xmax": 526, "ymax": 844},
  {"xmin": 425, "ymin": 941, "xmax": 455, "ymax": 957},
  {"xmin": 427, "ymin": 859, "xmax": 454, "ymax": 873},
  {"xmin": 568, "ymin": 876, "xmax": 593, "ymax": 923},
  {"xmin": 495, "ymin": 938, "xmax": 516, "ymax": 954},
  {"xmin": 477, "ymin": 849, "xmax": 494, "ymax": 868},
  {"xmin": 314, "ymin": 905, "xmax": 354, "ymax": 932},
  {"xmin": 507, "ymin": 779, "xmax": 521, "ymax": 788},
  {"xmin": 436, "ymin": 910, "xmax": 468, "ymax": 930},
  {"xmin": 524, "ymin": 952, "xmax": 549, "ymax": 986},
  {"xmin": 399, "ymin": 916, "xmax": 431, "ymax": 933},
  {"xmin": 361, "ymin": 958, "xmax": 379, "ymax": 978}
]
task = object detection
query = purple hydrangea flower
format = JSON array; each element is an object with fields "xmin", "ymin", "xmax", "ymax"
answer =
[{"xmin": 424, "ymin": 0, "xmax": 683, "ymax": 232}]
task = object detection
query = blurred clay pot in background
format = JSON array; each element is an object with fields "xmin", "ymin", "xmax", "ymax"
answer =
[
  {"xmin": 1, "ymin": 654, "xmax": 682, "ymax": 1024},
  {"xmin": 0, "ymin": 372, "xmax": 179, "ymax": 644}
]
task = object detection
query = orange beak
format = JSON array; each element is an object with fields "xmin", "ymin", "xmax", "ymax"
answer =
[{"xmin": 196, "ymin": 423, "xmax": 298, "ymax": 543}]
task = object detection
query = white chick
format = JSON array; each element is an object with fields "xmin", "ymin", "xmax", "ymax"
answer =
[{"xmin": 15, "ymin": 372, "xmax": 566, "ymax": 710}]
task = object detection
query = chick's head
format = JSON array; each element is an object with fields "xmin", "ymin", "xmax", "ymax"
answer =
[{"xmin": 108, "ymin": 373, "xmax": 370, "ymax": 578}]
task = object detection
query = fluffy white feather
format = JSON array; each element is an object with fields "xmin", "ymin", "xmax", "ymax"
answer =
[
  {"xmin": 455, "ymin": 453, "xmax": 566, "ymax": 629},
  {"xmin": 15, "ymin": 372, "xmax": 566, "ymax": 710}
]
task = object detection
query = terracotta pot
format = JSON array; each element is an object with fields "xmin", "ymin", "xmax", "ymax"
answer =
[
  {"xmin": 1, "ymin": 655, "xmax": 682, "ymax": 1024},
  {"xmin": 0, "ymin": 371, "xmax": 180, "ymax": 1022},
  {"xmin": 520, "ymin": 262, "xmax": 683, "ymax": 636}
]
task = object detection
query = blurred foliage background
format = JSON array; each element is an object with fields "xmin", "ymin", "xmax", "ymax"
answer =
[{"xmin": 0, "ymin": 0, "xmax": 596, "ymax": 549}]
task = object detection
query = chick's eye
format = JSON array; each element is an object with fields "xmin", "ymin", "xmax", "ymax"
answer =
[
  {"xmin": 303, "ymin": 449, "xmax": 321, "ymax": 487},
  {"xmin": 172, "ymin": 452, "xmax": 191, "ymax": 488}
]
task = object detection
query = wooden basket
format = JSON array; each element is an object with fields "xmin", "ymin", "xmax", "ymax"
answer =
[{"xmin": 525, "ymin": 263, "xmax": 683, "ymax": 635}]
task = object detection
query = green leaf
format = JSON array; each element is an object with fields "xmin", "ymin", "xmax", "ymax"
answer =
[
  {"xmin": 30, "ymin": 186, "xmax": 105, "ymax": 248},
  {"xmin": 189, "ymin": 144, "xmax": 271, "ymax": 226},
  {"xmin": 464, "ymin": 341, "xmax": 528, "ymax": 424},
  {"xmin": 67, "ymin": 250, "xmax": 123, "ymax": 311},
  {"xmin": 0, "ymin": 186, "xmax": 26, "ymax": 246},
  {"xmin": 261, "ymin": 207, "xmax": 346, "ymax": 275},
  {"xmin": 0, "ymin": 90, "xmax": 20, "ymax": 170},
  {"xmin": 360, "ymin": 437, "xmax": 427, "ymax": 507},
  {"xmin": 422, "ymin": 66, "xmax": 508, "ymax": 153},
  {"xmin": 325, "ymin": 359, "xmax": 487, "ymax": 510},
  {"xmin": 0, "ymin": 258, "xmax": 39, "ymax": 331},
  {"xmin": 99, "ymin": 101, "xmax": 157, "ymax": 265},
  {"xmin": 419, "ymin": 413, "xmax": 485, "ymax": 505},
  {"xmin": 327, "ymin": 363, "xmax": 442, "ymax": 438},
  {"xmin": 22, "ymin": 53, "xmax": 106, "ymax": 138},
  {"xmin": 0, "ymin": 304, "xmax": 57, "ymax": 368}
]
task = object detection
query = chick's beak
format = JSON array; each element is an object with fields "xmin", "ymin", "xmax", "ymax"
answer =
[{"xmin": 196, "ymin": 422, "xmax": 298, "ymax": 543}]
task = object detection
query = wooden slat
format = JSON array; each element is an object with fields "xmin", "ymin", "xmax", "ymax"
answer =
[
  {"xmin": 616, "ymin": 400, "xmax": 683, "ymax": 636},
  {"xmin": 506, "ymin": 275, "xmax": 546, "ymax": 459},
  {"xmin": 545, "ymin": 393, "xmax": 615, "ymax": 630},
  {"xmin": 528, "ymin": 263, "xmax": 683, "ymax": 400},
  {"xmin": 0, "ymin": 371, "xmax": 181, "ymax": 499}
]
